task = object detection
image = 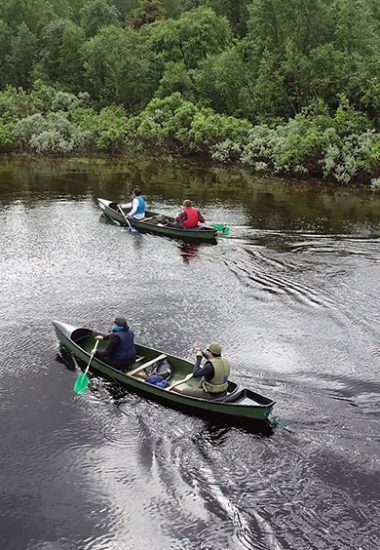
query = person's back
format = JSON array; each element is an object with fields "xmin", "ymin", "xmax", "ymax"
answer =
[
  {"xmin": 179, "ymin": 343, "xmax": 230, "ymax": 399},
  {"xmin": 128, "ymin": 188, "xmax": 145, "ymax": 220},
  {"xmin": 95, "ymin": 317, "xmax": 136, "ymax": 371},
  {"xmin": 176, "ymin": 199, "xmax": 205, "ymax": 229}
]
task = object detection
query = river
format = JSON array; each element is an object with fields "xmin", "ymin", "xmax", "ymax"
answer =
[{"xmin": 0, "ymin": 157, "xmax": 379, "ymax": 550}]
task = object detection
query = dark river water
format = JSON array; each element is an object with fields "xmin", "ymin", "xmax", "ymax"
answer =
[{"xmin": 0, "ymin": 157, "xmax": 379, "ymax": 550}]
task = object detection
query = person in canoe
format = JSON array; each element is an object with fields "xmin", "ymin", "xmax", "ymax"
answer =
[
  {"xmin": 127, "ymin": 188, "xmax": 145, "ymax": 220},
  {"xmin": 179, "ymin": 343, "xmax": 231, "ymax": 399},
  {"xmin": 93, "ymin": 316, "xmax": 136, "ymax": 371},
  {"xmin": 173, "ymin": 200, "xmax": 205, "ymax": 229}
]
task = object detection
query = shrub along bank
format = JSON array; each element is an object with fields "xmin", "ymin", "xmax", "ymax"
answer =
[{"xmin": 1, "ymin": 83, "xmax": 380, "ymax": 188}]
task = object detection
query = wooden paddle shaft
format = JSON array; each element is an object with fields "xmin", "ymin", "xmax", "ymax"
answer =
[{"xmin": 84, "ymin": 339, "xmax": 99, "ymax": 375}]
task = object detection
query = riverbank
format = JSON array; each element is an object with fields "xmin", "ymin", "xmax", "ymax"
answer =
[{"xmin": 1, "ymin": 84, "xmax": 380, "ymax": 190}]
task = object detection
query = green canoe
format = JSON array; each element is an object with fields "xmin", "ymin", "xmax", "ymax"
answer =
[
  {"xmin": 53, "ymin": 321, "xmax": 275, "ymax": 426},
  {"xmin": 98, "ymin": 198, "xmax": 219, "ymax": 242}
]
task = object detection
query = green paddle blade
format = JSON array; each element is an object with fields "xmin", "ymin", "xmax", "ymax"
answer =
[
  {"xmin": 213, "ymin": 224, "xmax": 230, "ymax": 235},
  {"xmin": 73, "ymin": 373, "xmax": 89, "ymax": 395}
]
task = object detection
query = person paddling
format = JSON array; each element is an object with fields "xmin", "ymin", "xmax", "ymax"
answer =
[
  {"xmin": 93, "ymin": 317, "xmax": 136, "ymax": 372},
  {"xmin": 128, "ymin": 188, "xmax": 145, "ymax": 220},
  {"xmin": 175, "ymin": 200, "xmax": 205, "ymax": 229},
  {"xmin": 179, "ymin": 343, "xmax": 230, "ymax": 399}
]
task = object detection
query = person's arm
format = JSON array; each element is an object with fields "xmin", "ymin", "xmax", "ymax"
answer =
[
  {"xmin": 193, "ymin": 356, "xmax": 214, "ymax": 381},
  {"xmin": 197, "ymin": 210, "xmax": 205, "ymax": 223},
  {"xmin": 97, "ymin": 333, "xmax": 119, "ymax": 357},
  {"xmin": 128, "ymin": 197, "xmax": 139, "ymax": 217},
  {"xmin": 176, "ymin": 211, "xmax": 186, "ymax": 223}
]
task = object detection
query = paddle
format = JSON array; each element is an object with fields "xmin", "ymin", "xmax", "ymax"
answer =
[
  {"xmin": 213, "ymin": 224, "xmax": 230, "ymax": 236},
  {"xmin": 166, "ymin": 373, "xmax": 193, "ymax": 391},
  {"xmin": 73, "ymin": 339, "xmax": 99, "ymax": 395},
  {"xmin": 117, "ymin": 204, "xmax": 139, "ymax": 234}
]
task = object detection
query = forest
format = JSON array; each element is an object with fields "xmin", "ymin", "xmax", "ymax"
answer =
[{"xmin": 1, "ymin": 0, "xmax": 380, "ymax": 186}]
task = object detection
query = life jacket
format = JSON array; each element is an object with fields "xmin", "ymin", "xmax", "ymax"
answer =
[
  {"xmin": 182, "ymin": 207, "xmax": 200, "ymax": 228},
  {"xmin": 113, "ymin": 329, "xmax": 136, "ymax": 361},
  {"xmin": 202, "ymin": 356, "xmax": 230, "ymax": 393},
  {"xmin": 135, "ymin": 195, "xmax": 145, "ymax": 216}
]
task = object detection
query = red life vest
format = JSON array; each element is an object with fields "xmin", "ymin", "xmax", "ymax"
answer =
[{"xmin": 182, "ymin": 207, "xmax": 199, "ymax": 228}]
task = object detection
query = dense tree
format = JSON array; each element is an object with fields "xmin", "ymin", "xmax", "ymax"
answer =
[
  {"xmin": 79, "ymin": 0, "xmax": 120, "ymax": 36},
  {"xmin": 82, "ymin": 25, "xmax": 160, "ymax": 111},
  {"xmin": 0, "ymin": 19, "xmax": 12, "ymax": 87},
  {"xmin": 40, "ymin": 19, "xmax": 86, "ymax": 88},
  {"xmin": 128, "ymin": 0, "xmax": 166, "ymax": 29},
  {"xmin": 146, "ymin": 7, "xmax": 232, "ymax": 68},
  {"xmin": 193, "ymin": 46, "xmax": 254, "ymax": 117},
  {"xmin": 156, "ymin": 61, "xmax": 192, "ymax": 98},
  {"xmin": 7, "ymin": 23, "xmax": 38, "ymax": 89},
  {"xmin": 0, "ymin": 0, "xmax": 56, "ymax": 33}
]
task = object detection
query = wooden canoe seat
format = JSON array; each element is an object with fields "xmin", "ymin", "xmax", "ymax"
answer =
[{"xmin": 128, "ymin": 354, "xmax": 167, "ymax": 377}]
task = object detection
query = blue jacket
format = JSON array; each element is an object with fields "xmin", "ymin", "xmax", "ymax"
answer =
[{"xmin": 98, "ymin": 329, "xmax": 136, "ymax": 361}]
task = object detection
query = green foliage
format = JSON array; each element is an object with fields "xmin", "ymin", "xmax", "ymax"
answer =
[
  {"xmin": 7, "ymin": 23, "xmax": 38, "ymax": 89},
  {"xmin": 68, "ymin": 104, "xmax": 129, "ymax": 152},
  {"xmin": 0, "ymin": 0, "xmax": 379, "ymax": 184},
  {"xmin": 0, "ymin": 19, "xmax": 12, "ymax": 87},
  {"xmin": 0, "ymin": 120, "xmax": 15, "ymax": 151},
  {"xmin": 193, "ymin": 45, "xmax": 256, "ymax": 118},
  {"xmin": 126, "ymin": 92, "xmax": 251, "ymax": 154},
  {"xmin": 43, "ymin": 19, "xmax": 86, "ymax": 89},
  {"xmin": 82, "ymin": 25, "xmax": 160, "ymax": 112},
  {"xmin": 128, "ymin": 0, "xmax": 166, "ymax": 29},
  {"xmin": 0, "ymin": 86, "xmax": 33, "ymax": 121},
  {"xmin": 146, "ymin": 7, "xmax": 233, "ymax": 68},
  {"xmin": 80, "ymin": 0, "xmax": 120, "ymax": 36},
  {"xmin": 156, "ymin": 62, "xmax": 192, "ymax": 99},
  {"xmin": 334, "ymin": 94, "xmax": 372, "ymax": 135},
  {"xmin": 95, "ymin": 106, "xmax": 129, "ymax": 152},
  {"xmin": 187, "ymin": 109, "xmax": 250, "ymax": 152},
  {"xmin": 0, "ymin": 0, "xmax": 56, "ymax": 34}
]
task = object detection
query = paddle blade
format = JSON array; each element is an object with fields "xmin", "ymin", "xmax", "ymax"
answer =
[
  {"xmin": 73, "ymin": 373, "xmax": 89, "ymax": 395},
  {"xmin": 213, "ymin": 224, "xmax": 230, "ymax": 235}
]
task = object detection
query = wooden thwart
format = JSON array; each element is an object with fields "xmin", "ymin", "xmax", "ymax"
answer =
[
  {"xmin": 128, "ymin": 353, "xmax": 167, "ymax": 376},
  {"xmin": 167, "ymin": 373, "xmax": 193, "ymax": 391}
]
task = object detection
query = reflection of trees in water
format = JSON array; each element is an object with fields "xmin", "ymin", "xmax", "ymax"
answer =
[{"xmin": 1, "ymin": 156, "xmax": 380, "ymax": 233}]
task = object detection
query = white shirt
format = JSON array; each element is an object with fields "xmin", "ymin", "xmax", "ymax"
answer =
[{"xmin": 129, "ymin": 197, "xmax": 145, "ymax": 219}]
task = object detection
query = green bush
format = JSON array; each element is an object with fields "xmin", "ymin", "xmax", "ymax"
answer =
[
  {"xmin": 30, "ymin": 130, "xmax": 73, "ymax": 155},
  {"xmin": 0, "ymin": 120, "xmax": 15, "ymax": 151}
]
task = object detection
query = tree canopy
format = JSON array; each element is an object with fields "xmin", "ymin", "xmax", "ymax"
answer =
[{"xmin": 1, "ymin": 0, "xmax": 380, "ymax": 185}]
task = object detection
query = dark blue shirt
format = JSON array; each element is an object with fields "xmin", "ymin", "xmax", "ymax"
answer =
[{"xmin": 193, "ymin": 356, "xmax": 214, "ymax": 381}]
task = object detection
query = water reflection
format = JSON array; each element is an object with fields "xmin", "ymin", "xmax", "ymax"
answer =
[
  {"xmin": 1, "ymin": 156, "xmax": 380, "ymax": 234},
  {"xmin": 1, "ymin": 157, "xmax": 380, "ymax": 550},
  {"xmin": 179, "ymin": 241, "xmax": 201, "ymax": 264}
]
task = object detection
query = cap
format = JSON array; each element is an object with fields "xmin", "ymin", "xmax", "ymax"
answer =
[
  {"xmin": 114, "ymin": 316, "xmax": 127, "ymax": 327},
  {"xmin": 207, "ymin": 342, "xmax": 222, "ymax": 356}
]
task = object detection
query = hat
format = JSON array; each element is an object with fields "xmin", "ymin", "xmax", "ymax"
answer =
[
  {"xmin": 114, "ymin": 316, "xmax": 127, "ymax": 327},
  {"xmin": 207, "ymin": 342, "xmax": 222, "ymax": 356}
]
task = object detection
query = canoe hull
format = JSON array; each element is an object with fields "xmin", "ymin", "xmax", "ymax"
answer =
[
  {"xmin": 53, "ymin": 321, "xmax": 275, "ymax": 427},
  {"xmin": 98, "ymin": 198, "xmax": 218, "ymax": 243}
]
